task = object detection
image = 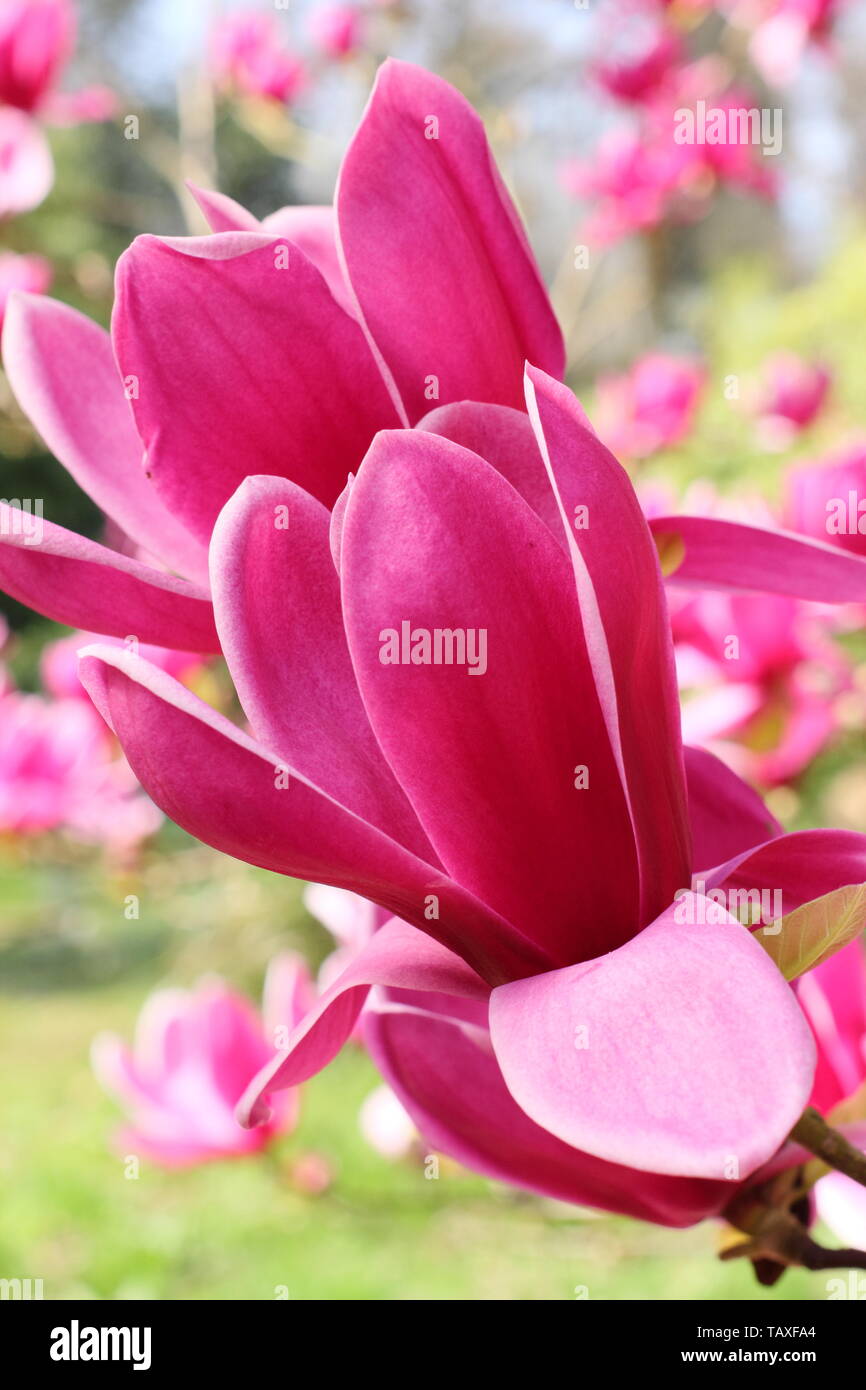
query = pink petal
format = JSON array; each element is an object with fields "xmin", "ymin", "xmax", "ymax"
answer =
[
  {"xmin": 416, "ymin": 400, "xmax": 560, "ymax": 534},
  {"xmin": 341, "ymin": 428, "xmax": 639, "ymax": 966},
  {"xmin": 188, "ymin": 183, "xmax": 352, "ymax": 313},
  {"xmin": 336, "ymin": 59, "xmax": 564, "ymax": 422},
  {"xmin": 489, "ymin": 893, "xmax": 816, "ymax": 1179},
  {"xmin": 705, "ymin": 830, "xmax": 866, "ymax": 911},
  {"xmin": 364, "ymin": 999, "xmax": 732, "ymax": 1226},
  {"xmin": 3, "ymin": 292, "xmax": 207, "ymax": 584},
  {"xmin": 112, "ymin": 232, "xmax": 398, "ymax": 543},
  {"xmin": 685, "ymin": 745, "xmax": 782, "ymax": 872},
  {"xmin": 652, "ymin": 515, "xmax": 866, "ymax": 603},
  {"xmin": 0, "ymin": 507, "xmax": 219, "ymax": 650},
  {"xmin": 210, "ymin": 475, "xmax": 434, "ymax": 857},
  {"xmin": 525, "ymin": 365, "xmax": 691, "ymax": 926},
  {"xmin": 238, "ymin": 917, "xmax": 489, "ymax": 1125},
  {"xmin": 77, "ymin": 645, "xmax": 545, "ymax": 985},
  {"xmin": 815, "ymin": 1171, "xmax": 866, "ymax": 1251}
]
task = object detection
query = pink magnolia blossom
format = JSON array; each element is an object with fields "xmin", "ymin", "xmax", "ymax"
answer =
[
  {"xmin": 568, "ymin": 57, "xmax": 778, "ymax": 244},
  {"xmin": 309, "ymin": 4, "xmax": 364, "ymax": 60},
  {"xmin": 0, "ymin": 0, "xmax": 113, "ymax": 123},
  {"xmin": 0, "ymin": 686, "xmax": 160, "ymax": 844},
  {"xmin": 0, "ymin": 104, "xmax": 52, "ymax": 216},
  {"xmin": 0, "ymin": 0, "xmax": 73, "ymax": 113},
  {"xmin": 755, "ymin": 352, "xmax": 831, "ymax": 448},
  {"xmin": 210, "ymin": 13, "xmax": 305, "ymax": 106},
  {"xmin": 785, "ymin": 443, "xmax": 866, "ymax": 559},
  {"xmin": 92, "ymin": 955, "xmax": 312, "ymax": 1166},
  {"xmin": 796, "ymin": 943, "xmax": 866, "ymax": 1247},
  {"xmin": 672, "ymin": 589, "xmax": 851, "ymax": 785},
  {"xmin": 74, "ymin": 356, "xmax": 866, "ymax": 1228},
  {"xmin": 594, "ymin": 353, "xmax": 704, "ymax": 460},
  {"xmin": 3, "ymin": 61, "xmax": 866, "ymax": 655},
  {"xmin": 748, "ymin": 0, "xmax": 845, "ymax": 86},
  {"xmin": 359, "ymin": 1084, "xmax": 417, "ymax": 1161},
  {"xmin": 0, "ymin": 249, "xmax": 50, "ymax": 325},
  {"xmin": 592, "ymin": 17, "xmax": 682, "ymax": 105},
  {"xmin": 41, "ymin": 629, "xmax": 205, "ymax": 701}
]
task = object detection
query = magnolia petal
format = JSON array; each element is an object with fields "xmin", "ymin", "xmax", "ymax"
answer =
[
  {"xmin": 0, "ymin": 507, "xmax": 219, "ymax": 651},
  {"xmin": 489, "ymin": 894, "xmax": 816, "ymax": 1179},
  {"xmin": 337, "ymin": 59, "xmax": 564, "ymax": 422}
]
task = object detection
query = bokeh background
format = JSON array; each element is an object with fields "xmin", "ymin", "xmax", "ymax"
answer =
[{"xmin": 2, "ymin": 0, "xmax": 866, "ymax": 1300}]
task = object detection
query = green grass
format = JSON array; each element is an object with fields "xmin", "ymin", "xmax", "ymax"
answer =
[{"xmin": 0, "ymin": 845, "xmax": 838, "ymax": 1301}]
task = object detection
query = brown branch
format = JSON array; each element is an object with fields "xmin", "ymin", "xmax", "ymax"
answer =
[{"xmin": 790, "ymin": 1107, "xmax": 866, "ymax": 1189}]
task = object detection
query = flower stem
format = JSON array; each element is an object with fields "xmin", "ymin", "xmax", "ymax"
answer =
[{"xmin": 790, "ymin": 1107, "xmax": 866, "ymax": 1189}]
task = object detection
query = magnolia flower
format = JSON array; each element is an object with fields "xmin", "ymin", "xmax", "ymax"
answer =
[
  {"xmin": 75, "ymin": 361, "xmax": 866, "ymax": 1228},
  {"xmin": 673, "ymin": 589, "xmax": 851, "ymax": 786},
  {"xmin": 755, "ymin": 352, "xmax": 831, "ymax": 448},
  {"xmin": 748, "ymin": 0, "xmax": 844, "ymax": 86},
  {"xmin": 210, "ymin": 13, "xmax": 305, "ymax": 106},
  {"xmin": 592, "ymin": 18, "xmax": 682, "ymax": 105},
  {"xmin": 92, "ymin": 955, "xmax": 312, "ymax": 1166},
  {"xmin": 0, "ymin": 105, "xmax": 53, "ymax": 216},
  {"xmin": 593, "ymin": 353, "xmax": 704, "ymax": 461},
  {"xmin": 40, "ymin": 630, "xmax": 205, "ymax": 701},
  {"xmin": 0, "ymin": 686, "xmax": 159, "ymax": 844},
  {"xmin": 309, "ymin": 4, "xmax": 364, "ymax": 60},
  {"xmin": 0, "ymin": 250, "xmax": 50, "ymax": 326},
  {"xmin": 795, "ymin": 944, "xmax": 866, "ymax": 1246},
  {"xmin": 0, "ymin": 0, "xmax": 73, "ymax": 114},
  {"xmin": 785, "ymin": 443, "xmax": 866, "ymax": 559},
  {"xmin": 4, "ymin": 61, "xmax": 866, "ymax": 656}
]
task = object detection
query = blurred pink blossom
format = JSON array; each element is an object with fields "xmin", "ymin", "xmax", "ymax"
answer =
[
  {"xmin": 673, "ymin": 589, "xmax": 851, "ymax": 785},
  {"xmin": 0, "ymin": 105, "xmax": 52, "ymax": 216},
  {"xmin": 211, "ymin": 13, "xmax": 305, "ymax": 105},
  {"xmin": 797, "ymin": 943, "xmax": 866, "ymax": 1248},
  {"xmin": 592, "ymin": 19, "xmax": 683, "ymax": 104},
  {"xmin": 309, "ymin": 4, "xmax": 364, "ymax": 59},
  {"xmin": 749, "ymin": 0, "xmax": 845, "ymax": 86},
  {"xmin": 0, "ymin": 0, "xmax": 73, "ymax": 114},
  {"xmin": 594, "ymin": 353, "xmax": 704, "ymax": 460},
  {"xmin": 0, "ymin": 687, "xmax": 160, "ymax": 843},
  {"xmin": 755, "ymin": 352, "xmax": 831, "ymax": 447},
  {"xmin": 359, "ymin": 1084, "xmax": 417, "ymax": 1161},
  {"xmin": 785, "ymin": 443, "xmax": 866, "ymax": 558},
  {"xmin": 92, "ymin": 955, "xmax": 312, "ymax": 1167},
  {"xmin": 40, "ymin": 629, "xmax": 206, "ymax": 701},
  {"xmin": 0, "ymin": 247, "xmax": 49, "ymax": 325}
]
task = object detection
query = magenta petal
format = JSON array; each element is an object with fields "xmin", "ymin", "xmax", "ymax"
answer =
[
  {"xmin": 188, "ymin": 183, "xmax": 352, "ymax": 314},
  {"xmin": 237, "ymin": 918, "xmax": 488, "ymax": 1125},
  {"xmin": 336, "ymin": 59, "xmax": 564, "ymax": 422},
  {"xmin": 364, "ymin": 1000, "xmax": 732, "ymax": 1226},
  {"xmin": 0, "ymin": 507, "xmax": 219, "ymax": 650},
  {"xmin": 685, "ymin": 745, "xmax": 783, "ymax": 872},
  {"xmin": 112, "ymin": 232, "xmax": 398, "ymax": 542},
  {"xmin": 489, "ymin": 894, "xmax": 816, "ymax": 1179},
  {"xmin": 341, "ymin": 428, "xmax": 639, "ymax": 966},
  {"xmin": 705, "ymin": 830, "xmax": 866, "ymax": 911},
  {"xmin": 210, "ymin": 475, "xmax": 435, "ymax": 857},
  {"xmin": 525, "ymin": 365, "xmax": 691, "ymax": 925},
  {"xmin": 416, "ymin": 400, "xmax": 561, "ymax": 534},
  {"xmin": 3, "ymin": 294, "xmax": 208, "ymax": 583},
  {"xmin": 652, "ymin": 515, "xmax": 866, "ymax": 602},
  {"xmin": 77, "ymin": 646, "xmax": 546, "ymax": 985}
]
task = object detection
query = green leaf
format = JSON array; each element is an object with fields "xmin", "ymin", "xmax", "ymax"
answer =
[{"xmin": 756, "ymin": 882, "xmax": 866, "ymax": 981}]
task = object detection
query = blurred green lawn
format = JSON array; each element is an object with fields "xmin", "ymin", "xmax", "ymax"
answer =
[{"xmin": 0, "ymin": 840, "xmax": 837, "ymax": 1301}]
